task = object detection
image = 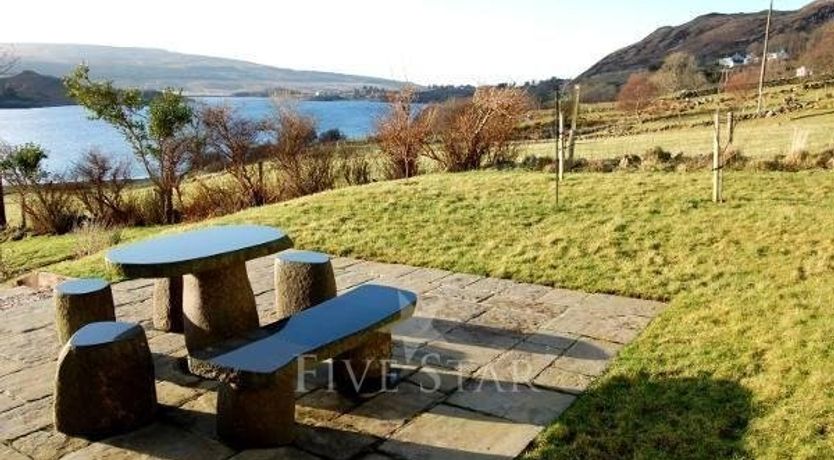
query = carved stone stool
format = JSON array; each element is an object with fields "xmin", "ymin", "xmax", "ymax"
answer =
[
  {"xmin": 274, "ymin": 250, "xmax": 336, "ymax": 319},
  {"xmin": 54, "ymin": 278, "xmax": 115, "ymax": 345},
  {"xmin": 54, "ymin": 321, "xmax": 156, "ymax": 438}
]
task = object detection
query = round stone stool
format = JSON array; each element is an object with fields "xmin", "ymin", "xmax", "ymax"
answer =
[
  {"xmin": 274, "ymin": 250, "xmax": 336, "ymax": 319},
  {"xmin": 54, "ymin": 321, "xmax": 157, "ymax": 438},
  {"xmin": 54, "ymin": 278, "xmax": 116, "ymax": 345}
]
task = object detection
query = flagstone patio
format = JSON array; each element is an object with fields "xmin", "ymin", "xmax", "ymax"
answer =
[{"xmin": 0, "ymin": 255, "xmax": 666, "ymax": 459}]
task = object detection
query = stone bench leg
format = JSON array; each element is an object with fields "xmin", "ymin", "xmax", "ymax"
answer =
[
  {"xmin": 334, "ymin": 331, "xmax": 393, "ymax": 395},
  {"xmin": 217, "ymin": 368, "xmax": 297, "ymax": 448},
  {"xmin": 54, "ymin": 278, "xmax": 115, "ymax": 345},
  {"xmin": 153, "ymin": 277, "xmax": 183, "ymax": 333},
  {"xmin": 54, "ymin": 322, "xmax": 156, "ymax": 437}
]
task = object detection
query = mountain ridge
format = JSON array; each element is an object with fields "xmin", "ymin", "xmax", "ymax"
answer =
[
  {"xmin": 577, "ymin": 0, "xmax": 834, "ymax": 97},
  {"xmin": 3, "ymin": 43, "xmax": 410, "ymax": 96},
  {"xmin": 0, "ymin": 70, "xmax": 72, "ymax": 108}
]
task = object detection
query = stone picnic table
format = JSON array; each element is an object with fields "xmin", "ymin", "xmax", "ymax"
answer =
[{"xmin": 105, "ymin": 225, "xmax": 293, "ymax": 354}]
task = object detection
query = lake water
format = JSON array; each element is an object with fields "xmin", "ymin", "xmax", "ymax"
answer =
[{"xmin": 0, "ymin": 98, "xmax": 389, "ymax": 175}]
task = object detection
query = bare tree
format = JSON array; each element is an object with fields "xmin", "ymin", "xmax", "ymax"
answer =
[
  {"xmin": 199, "ymin": 105, "xmax": 268, "ymax": 206},
  {"xmin": 265, "ymin": 107, "xmax": 333, "ymax": 198},
  {"xmin": 801, "ymin": 21, "xmax": 834, "ymax": 75},
  {"xmin": 375, "ymin": 87, "xmax": 434, "ymax": 179},
  {"xmin": 617, "ymin": 72, "xmax": 659, "ymax": 122},
  {"xmin": 427, "ymin": 86, "xmax": 530, "ymax": 172},
  {"xmin": 723, "ymin": 67, "xmax": 760, "ymax": 109},
  {"xmin": 651, "ymin": 52, "xmax": 707, "ymax": 94}
]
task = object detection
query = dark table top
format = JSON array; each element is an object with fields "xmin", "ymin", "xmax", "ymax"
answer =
[{"xmin": 105, "ymin": 225, "xmax": 293, "ymax": 278}]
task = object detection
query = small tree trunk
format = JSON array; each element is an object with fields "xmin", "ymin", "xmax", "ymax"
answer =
[
  {"xmin": 162, "ymin": 188, "xmax": 174, "ymax": 225},
  {"xmin": 19, "ymin": 192, "xmax": 27, "ymax": 229},
  {"xmin": 0, "ymin": 176, "xmax": 6, "ymax": 229},
  {"xmin": 257, "ymin": 161, "xmax": 264, "ymax": 205}
]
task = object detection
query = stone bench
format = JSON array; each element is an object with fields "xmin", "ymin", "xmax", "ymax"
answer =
[{"xmin": 190, "ymin": 284, "xmax": 417, "ymax": 448}]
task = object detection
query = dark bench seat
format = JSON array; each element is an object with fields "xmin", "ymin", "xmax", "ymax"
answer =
[{"xmin": 189, "ymin": 284, "xmax": 417, "ymax": 448}]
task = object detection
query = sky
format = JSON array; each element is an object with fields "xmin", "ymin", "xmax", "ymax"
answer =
[{"xmin": 0, "ymin": 0, "xmax": 813, "ymax": 85}]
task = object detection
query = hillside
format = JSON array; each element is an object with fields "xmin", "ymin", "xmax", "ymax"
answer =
[
  {"xmin": 0, "ymin": 70, "xmax": 72, "ymax": 108},
  {"xmin": 3, "ymin": 43, "xmax": 409, "ymax": 96},
  {"xmin": 578, "ymin": 0, "xmax": 834, "ymax": 96}
]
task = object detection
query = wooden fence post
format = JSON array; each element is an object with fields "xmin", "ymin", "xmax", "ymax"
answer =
[
  {"xmin": 558, "ymin": 111, "xmax": 565, "ymax": 182},
  {"xmin": 567, "ymin": 84, "xmax": 581, "ymax": 168},
  {"xmin": 713, "ymin": 111, "xmax": 721, "ymax": 203}
]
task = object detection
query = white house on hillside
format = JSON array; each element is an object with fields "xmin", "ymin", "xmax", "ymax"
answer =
[
  {"xmin": 718, "ymin": 52, "xmax": 754, "ymax": 68},
  {"xmin": 767, "ymin": 49, "xmax": 790, "ymax": 61},
  {"xmin": 796, "ymin": 66, "xmax": 813, "ymax": 78}
]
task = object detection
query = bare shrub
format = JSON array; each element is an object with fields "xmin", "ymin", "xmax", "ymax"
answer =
[
  {"xmin": 295, "ymin": 147, "xmax": 335, "ymax": 196},
  {"xmin": 337, "ymin": 145, "xmax": 374, "ymax": 186},
  {"xmin": 723, "ymin": 68, "xmax": 759, "ymax": 107},
  {"xmin": 750, "ymin": 158, "xmax": 785, "ymax": 172},
  {"xmin": 198, "ymin": 105, "xmax": 269, "ymax": 206},
  {"xmin": 121, "ymin": 189, "xmax": 166, "ymax": 226},
  {"xmin": 27, "ymin": 182, "xmax": 81, "ymax": 235},
  {"xmin": 1, "ymin": 143, "xmax": 80, "ymax": 234},
  {"xmin": 182, "ymin": 179, "xmax": 248, "ymax": 221},
  {"xmin": 584, "ymin": 158, "xmax": 619, "ymax": 173},
  {"xmin": 519, "ymin": 155, "xmax": 554, "ymax": 171},
  {"xmin": 813, "ymin": 149, "xmax": 834, "ymax": 169},
  {"xmin": 617, "ymin": 72, "xmax": 659, "ymax": 122},
  {"xmin": 72, "ymin": 149, "xmax": 132, "ymax": 225},
  {"xmin": 427, "ymin": 86, "xmax": 531, "ymax": 172},
  {"xmin": 723, "ymin": 149, "xmax": 749, "ymax": 170},
  {"xmin": 788, "ymin": 128, "xmax": 810, "ymax": 157},
  {"xmin": 266, "ymin": 108, "xmax": 334, "ymax": 198},
  {"xmin": 640, "ymin": 146, "xmax": 674, "ymax": 171},
  {"xmin": 376, "ymin": 87, "xmax": 434, "ymax": 179},
  {"xmin": 73, "ymin": 221, "xmax": 122, "ymax": 258}
]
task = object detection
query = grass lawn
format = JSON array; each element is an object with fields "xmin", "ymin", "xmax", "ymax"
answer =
[
  {"xmin": 520, "ymin": 110, "xmax": 834, "ymax": 160},
  {"xmin": 3, "ymin": 170, "xmax": 834, "ymax": 458}
]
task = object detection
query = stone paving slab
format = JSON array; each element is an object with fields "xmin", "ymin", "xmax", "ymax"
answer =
[{"xmin": 0, "ymin": 254, "xmax": 666, "ymax": 459}]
